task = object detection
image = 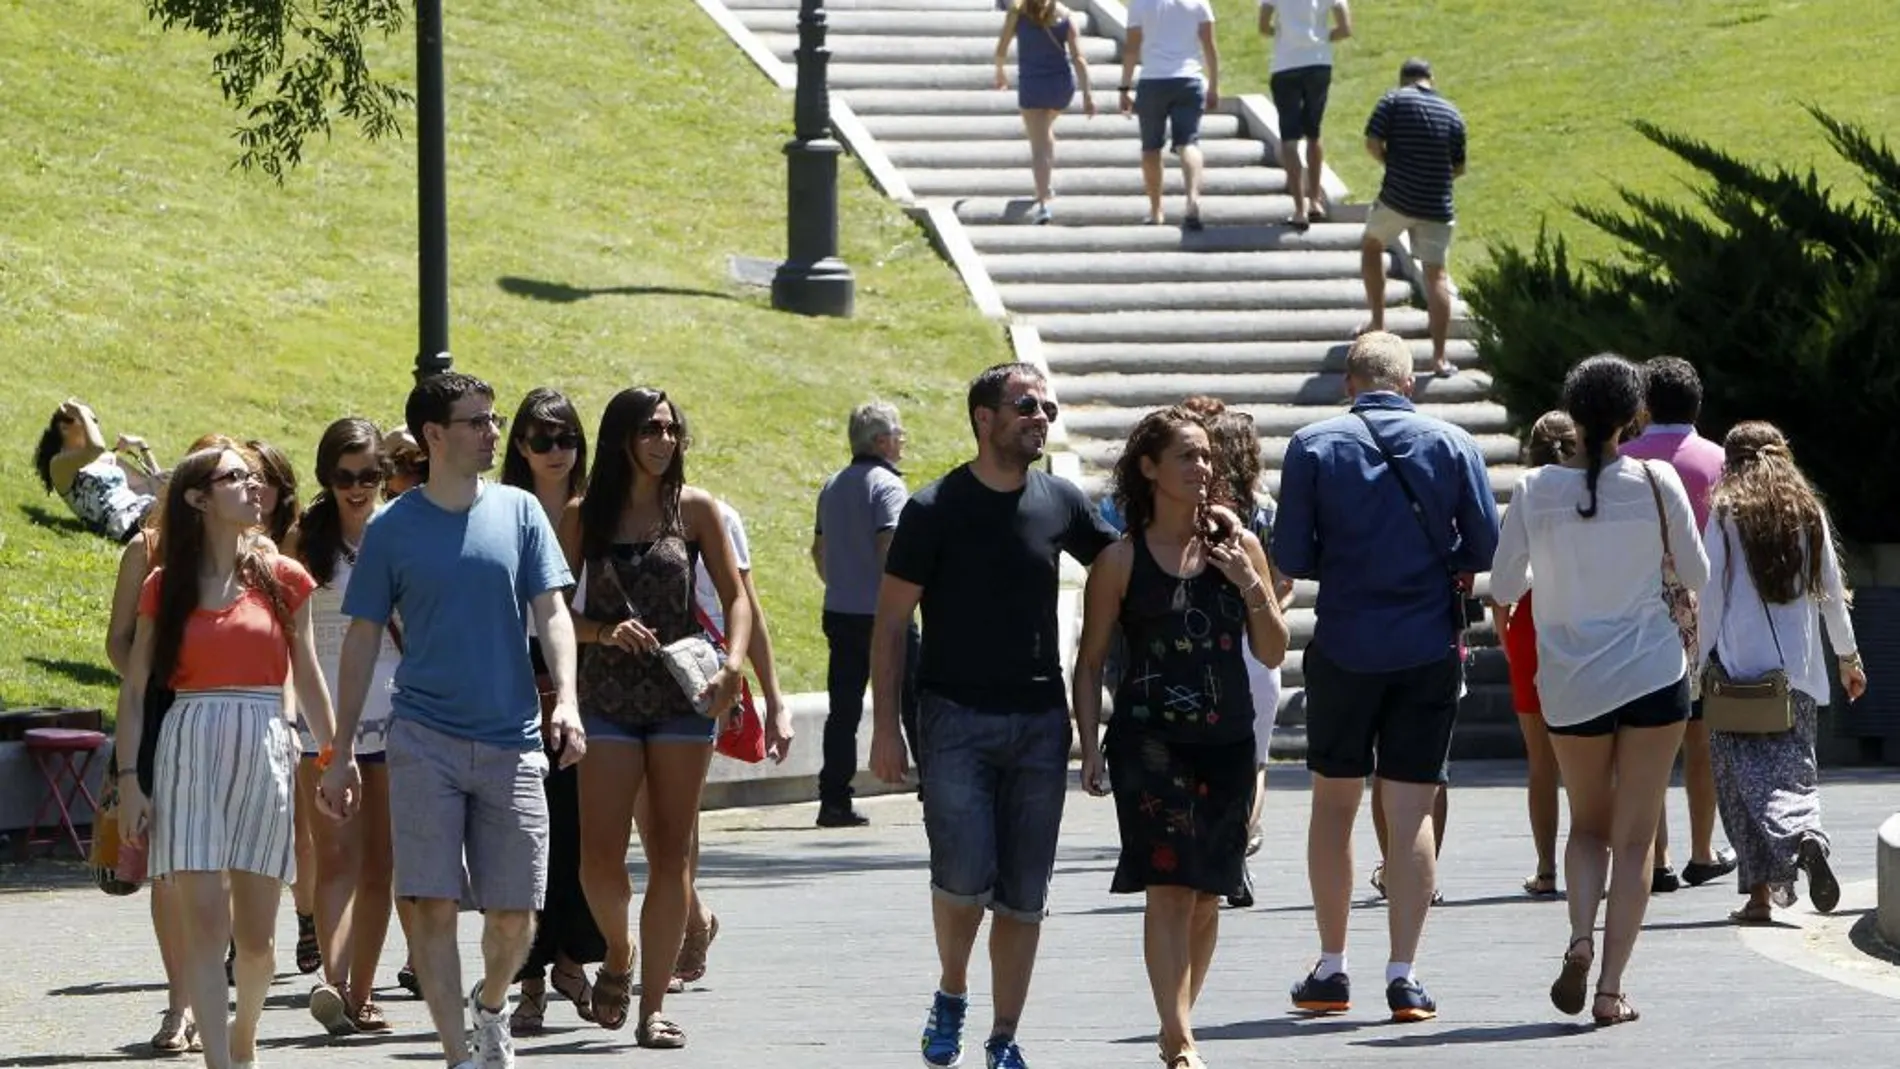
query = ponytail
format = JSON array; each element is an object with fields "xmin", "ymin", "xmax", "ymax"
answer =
[{"xmin": 1576, "ymin": 426, "xmax": 1607, "ymax": 518}]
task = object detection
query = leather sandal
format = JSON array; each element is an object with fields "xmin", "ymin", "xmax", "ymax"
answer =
[
  {"xmin": 549, "ymin": 963, "xmax": 596, "ymax": 1023},
  {"xmin": 346, "ymin": 1000, "xmax": 389, "ymax": 1033},
  {"xmin": 1592, "ymin": 990, "xmax": 1639, "ymax": 1026},
  {"xmin": 295, "ymin": 913, "xmax": 321, "ymax": 975},
  {"xmin": 674, "ymin": 913, "xmax": 720, "ymax": 985},
  {"xmin": 636, "ymin": 1011, "xmax": 687, "ymax": 1049},
  {"xmin": 592, "ymin": 965, "xmax": 633, "ymax": 1031},
  {"xmin": 1550, "ymin": 936, "xmax": 1592, "ymax": 1015},
  {"xmin": 509, "ymin": 980, "xmax": 548, "ymax": 1035},
  {"xmin": 1522, "ymin": 872, "xmax": 1559, "ymax": 898}
]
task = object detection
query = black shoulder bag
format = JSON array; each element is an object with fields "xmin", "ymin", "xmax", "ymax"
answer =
[{"xmin": 1353, "ymin": 411, "xmax": 1484, "ymax": 635}]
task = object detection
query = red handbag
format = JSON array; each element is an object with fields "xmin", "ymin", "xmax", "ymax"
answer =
[{"xmin": 695, "ymin": 607, "xmax": 767, "ymax": 764}]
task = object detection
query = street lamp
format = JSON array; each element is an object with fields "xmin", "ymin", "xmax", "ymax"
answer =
[
  {"xmin": 771, "ymin": 0, "xmax": 855, "ymax": 318},
  {"xmin": 414, "ymin": 0, "xmax": 452, "ymax": 380}
]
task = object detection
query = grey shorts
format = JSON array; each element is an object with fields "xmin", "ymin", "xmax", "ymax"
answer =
[
  {"xmin": 386, "ymin": 717, "xmax": 550, "ymax": 911},
  {"xmin": 918, "ymin": 692, "xmax": 1072, "ymax": 923}
]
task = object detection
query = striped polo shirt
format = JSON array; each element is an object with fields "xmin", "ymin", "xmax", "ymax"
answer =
[{"xmin": 1364, "ymin": 85, "xmax": 1467, "ymax": 223}]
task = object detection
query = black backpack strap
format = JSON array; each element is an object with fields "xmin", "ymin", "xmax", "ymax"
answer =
[{"xmin": 1353, "ymin": 411, "xmax": 1454, "ymax": 578}]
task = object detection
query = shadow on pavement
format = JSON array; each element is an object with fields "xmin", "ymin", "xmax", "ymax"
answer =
[
  {"xmin": 0, "ymin": 1046, "xmax": 148, "ymax": 1067},
  {"xmin": 1353, "ymin": 1021, "xmax": 1587, "ymax": 1047},
  {"xmin": 47, "ymin": 980, "xmax": 171, "ymax": 997}
]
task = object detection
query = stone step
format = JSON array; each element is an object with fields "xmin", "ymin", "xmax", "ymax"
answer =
[
  {"xmin": 860, "ymin": 113, "xmax": 1246, "ymax": 142},
  {"xmin": 986, "ymin": 250, "xmax": 1363, "ymax": 284},
  {"xmin": 1042, "ymin": 339, "xmax": 1481, "ymax": 374},
  {"xmin": 881, "ymin": 137, "xmax": 1266, "ymax": 169},
  {"xmin": 841, "ymin": 88, "xmax": 1132, "ymax": 114},
  {"xmin": 725, "ymin": 0, "xmax": 1004, "ymax": 9},
  {"xmin": 1061, "ymin": 401, "xmax": 1512, "ymax": 440},
  {"xmin": 910, "ymin": 167, "xmax": 1289, "ymax": 199},
  {"xmin": 1029, "ymin": 307, "xmax": 1437, "ymax": 344},
  {"xmin": 1054, "ymin": 370, "xmax": 1494, "ymax": 407},
  {"xmin": 1073, "ymin": 461, "xmax": 1528, "ymax": 501},
  {"xmin": 954, "ymin": 195, "xmax": 1304, "ymax": 226},
  {"xmin": 964, "ymin": 221, "xmax": 1367, "ymax": 253},
  {"xmin": 759, "ymin": 33, "xmax": 1120, "ymax": 66},
  {"xmin": 999, "ymin": 278, "xmax": 1408, "ymax": 314},
  {"xmin": 737, "ymin": 9, "xmax": 1093, "ymax": 36}
]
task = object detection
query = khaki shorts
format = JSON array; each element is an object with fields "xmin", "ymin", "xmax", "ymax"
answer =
[
  {"xmin": 1364, "ymin": 200, "xmax": 1455, "ymax": 267},
  {"xmin": 386, "ymin": 717, "xmax": 550, "ymax": 911}
]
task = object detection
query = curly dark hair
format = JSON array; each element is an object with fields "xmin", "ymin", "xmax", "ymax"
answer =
[
  {"xmin": 1641, "ymin": 355, "xmax": 1703, "ymax": 426},
  {"xmin": 1112, "ymin": 406, "xmax": 1205, "ymax": 535},
  {"xmin": 1202, "ymin": 410, "xmax": 1260, "ymax": 512},
  {"xmin": 1561, "ymin": 354, "xmax": 1643, "ymax": 519}
]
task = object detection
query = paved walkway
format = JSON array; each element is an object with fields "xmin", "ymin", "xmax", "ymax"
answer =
[{"xmin": 4, "ymin": 761, "xmax": 1899, "ymax": 1069}]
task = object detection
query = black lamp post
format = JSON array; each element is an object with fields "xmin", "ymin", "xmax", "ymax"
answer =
[
  {"xmin": 771, "ymin": 0, "xmax": 855, "ymax": 317},
  {"xmin": 414, "ymin": 0, "xmax": 452, "ymax": 380}
]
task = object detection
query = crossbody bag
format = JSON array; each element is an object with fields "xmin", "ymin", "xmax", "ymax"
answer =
[
  {"xmin": 1701, "ymin": 514, "xmax": 1795, "ymax": 734},
  {"xmin": 595, "ymin": 548, "xmax": 730, "ymax": 719},
  {"xmin": 1353, "ymin": 411, "xmax": 1483, "ymax": 635}
]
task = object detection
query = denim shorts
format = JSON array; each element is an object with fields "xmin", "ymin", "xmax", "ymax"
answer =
[
  {"xmin": 918, "ymin": 692, "xmax": 1073, "ymax": 923},
  {"xmin": 385, "ymin": 717, "xmax": 550, "ymax": 911},
  {"xmin": 1135, "ymin": 77, "xmax": 1205, "ymax": 153},
  {"xmin": 583, "ymin": 710, "xmax": 717, "ymax": 745}
]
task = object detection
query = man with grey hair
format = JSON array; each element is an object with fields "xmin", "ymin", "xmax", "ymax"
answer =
[
  {"xmin": 1271, "ymin": 330, "xmax": 1497, "ymax": 1022},
  {"xmin": 811, "ymin": 400, "xmax": 917, "ymax": 827}
]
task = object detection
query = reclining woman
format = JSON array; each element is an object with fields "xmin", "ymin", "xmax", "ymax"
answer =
[{"xmin": 33, "ymin": 397, "xmax": 165, "ymax": 542}]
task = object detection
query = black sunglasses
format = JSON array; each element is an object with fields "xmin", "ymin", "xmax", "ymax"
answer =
[
  {"xmin": 332, "ymin": 467, "xmax": 385, "ymax": 490},
  {"xmin": 1000, "ymin": 395, "xmax": 1059, "ymax": 421},
  {"xmin": 525, "ymin": 432, "xmax": 581, "ymax": 454},
  {"xmin": 638, "ymin": 420, "xmax": 681, "ymax": 440}
]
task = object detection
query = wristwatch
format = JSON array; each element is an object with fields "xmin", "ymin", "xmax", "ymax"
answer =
[{"xmin": 1840, "ymin": 652, "xmax": 1864, "ymax": 671}]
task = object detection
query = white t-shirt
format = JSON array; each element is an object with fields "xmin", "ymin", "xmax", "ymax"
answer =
[
  {"xmin": 694, "ymin": 502, "xmax": 751, "ymax": 637},
  {"xmin": 1489, "ymin": 458, "xmax": 1711, "ymax": 728},
  {"xmin": 1261, "ymin": 0, "xmax": 1340, "ymax": 73},
  {"xmin": 1127, "ymin": 0, "xmax": 1215, "ymax": 81},
  {"xmin": 301, "ymin": 548, "xmax": 402, "ymax": 755},
  {"xmin": 1700, "ymin": 511, "xmax": 1856, "ymax": 702}
]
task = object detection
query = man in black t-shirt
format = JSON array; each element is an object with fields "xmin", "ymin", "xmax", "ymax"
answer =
[{"xmin": 870, "ymin": 362, "xmax": 1115, "ymax": 1069}]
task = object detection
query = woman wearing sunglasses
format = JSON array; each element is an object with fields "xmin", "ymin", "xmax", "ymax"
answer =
[
  {"xmin": 282, "ymin": 418, "xmax": 403, "ymax": 1036},
  {"xmin": 501, "ymin": 388, "xmax": 607, "ymax": 1033},
  {"xmin": 562, "ymin": 387, "xmax": 751, "ymax": 1046}
]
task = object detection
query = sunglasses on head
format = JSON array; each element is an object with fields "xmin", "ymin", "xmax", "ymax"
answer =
[
  {"xmin": 1000, "ymin": 395, "xmax": 1059, "ymax": 421},
  {"xmin": 525, "ymin": 431, "xmax": 581, "ymax": 454},
  {"xmin": 332, "ymin": 467, "xmax": 385, "ymax": 490}
]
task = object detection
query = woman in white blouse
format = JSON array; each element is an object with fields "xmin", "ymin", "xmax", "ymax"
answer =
[
  {"xmin": 1699, "ymin": 422, "xmax": 1866, "ymax": 924},
  {"xmin": 1490, "ymin": 354, "xmax": 1710, "ymax": 1027}
]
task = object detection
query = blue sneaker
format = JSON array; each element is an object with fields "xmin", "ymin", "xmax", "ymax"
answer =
[
  {"xmin": 984, "ymin": 1035, "xmax": 1028, "ymax": 1069},
  {"xmin": 921, "ymin": 991, "xmax": 967, "ymax": 1068},
  {"xmin": 1290, "ymin": 964, "xmax": 1350, "ymax": 1014},
  {"xmin": 1386, "ymin": 977, "xmax": 1437, "ymax": 1023}
]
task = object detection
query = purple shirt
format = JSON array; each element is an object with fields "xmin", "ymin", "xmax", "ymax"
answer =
[{"xmin": 1619, "ymin": 423, "xmax": 1723, "ymax": 532}]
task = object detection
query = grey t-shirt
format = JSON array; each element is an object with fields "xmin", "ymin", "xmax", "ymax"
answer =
[{"xmin": 815, "ymin": 456, "xmax": 908, "ymax": 615}]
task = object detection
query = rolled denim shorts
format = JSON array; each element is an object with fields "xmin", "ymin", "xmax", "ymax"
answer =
[
  {"xmin": 385, "ymin": 717, "xmax": 550, "ymax": 911},
  {"xmin": 918, "ymin": 691, "xmax": 1073, "ymax": 923}
]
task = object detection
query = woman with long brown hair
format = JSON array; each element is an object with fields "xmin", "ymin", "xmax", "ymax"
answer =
[
  {"xmin": 1700, "ymin": 422, "xmax": 1866, "ymax": 924},
  {"xmin": 115, "ymin": 440, "xmax": 353, "ymax": 1069},
  {"xmin": 992, "ymin": 0, "xmax": 1096, "ymax": 223},
  {"xmin": 1074, "ymin": 406, "xmax": 1288, "ymax": 1069}
]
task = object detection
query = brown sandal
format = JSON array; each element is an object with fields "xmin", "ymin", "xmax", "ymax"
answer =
[
  {"xmin": 1550, "ymin": 936, "xmax": 1592, "ymax": 1016},
  {"xmin": 674, "ymin": 913, "xmax": 720, "ymax": 985},
  {"xmin": 347, "ymin": 1000, "xmax": 390, "ymax": 1033},
  {"xmin": 592, "ymin": 966, "xmax": 633, "ymax": 1031},
  {"xmin": 1729, "ymin": 902, "xmax": 1774, "ymax": 926},
  {"xmin": 1592, "ymin": 990, "xmax": 1639, "ymax": 1026},
  {"xmin": 549, "ymin": 964, "xmax": 596, "ymax": 1023},
  {"xmin": 509, "ymin": 981, "xmax": 548, "ymax": 1035},
  {"xmin": 636, "ymin": 1011, "xmax": 687, "ymax": 1049}
]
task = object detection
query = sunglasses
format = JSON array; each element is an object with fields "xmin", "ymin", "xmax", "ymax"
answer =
[
  {"xmin": 638, "ymin": 420, "xmax": 681, "ymax": 440},
  {"xmin": 207, "ymin": 468, "xmax": 262, "ymax": 488},
  {"xmin": 1000, "ymin": 395, "xmax": 1059, "ymax": 421},
  {"xmin": 332, "ymin": 467, "xmax": 385, "ymax": 490},
  {"xmin": 524, "ymin": 432, "xmax": 581, "ymax": 454}
]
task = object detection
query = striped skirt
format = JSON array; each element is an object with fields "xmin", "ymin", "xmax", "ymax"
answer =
[{"xmin": 150, "ymin": 688, "xmax": 298, "ymax": 883}]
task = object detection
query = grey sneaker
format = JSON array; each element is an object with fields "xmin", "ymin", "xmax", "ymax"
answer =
[{"xmin": 468, "ymin": 986, "xmax": 514, "ymax": 1069}]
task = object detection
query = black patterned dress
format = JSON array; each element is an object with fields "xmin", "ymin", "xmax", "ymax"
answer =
[
  {"xmin": 1106, "ymin": 535, "xmax": 1257, "ymax": 896},
  {"xmin": 577, "ymin": 537, "xmax": 701, "ymax": 730}
]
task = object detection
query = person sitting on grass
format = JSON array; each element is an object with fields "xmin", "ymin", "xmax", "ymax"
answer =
[{"xmin": 33, "ymin": 397, "xmax": 165, "ymax": 542}]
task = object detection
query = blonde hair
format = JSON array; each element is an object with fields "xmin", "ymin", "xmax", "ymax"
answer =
[{"xmin": 1344, "ymin": 332, "xmax": 1414, "ymax": 391}]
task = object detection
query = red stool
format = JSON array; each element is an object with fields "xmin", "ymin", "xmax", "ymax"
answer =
[{"xmin": 21, "ymin": 728, "xmax": 108, "ymax": 860}]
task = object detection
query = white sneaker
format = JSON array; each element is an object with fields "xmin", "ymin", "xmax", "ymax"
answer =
[{"xmin": 467, "ymin": 986, "xmax": 514, "ymax": 1069}]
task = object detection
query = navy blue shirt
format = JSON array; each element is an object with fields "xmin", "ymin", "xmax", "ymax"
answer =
[
  {"xmin": 1365, "ymin": 85, "xmax": 1467, "ymax": 223},
  {"xmin": 1271, "ymin": 393, "xmax": 1499, "ymax": 673}
]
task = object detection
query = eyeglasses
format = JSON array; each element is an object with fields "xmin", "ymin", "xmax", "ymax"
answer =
[
  {"xmin": 525, "ymin": 432, "xmax": 581, "ymax": 454},
  {"xmin": 207, "ymin": 468, "xmax": 263, "ymax": 488},
  {"xmin": 637, "ymin": 420, "xmax": 681, "ymax": 440},
  {"xmin": 446, "ymin": 412, "xmax": 507, "ymax": 433},
  {"xmin": 999, "ymin": 396, "xmax": 1059, "ymax": 421},
  {"xmin": 332, "ymin": 467, "xmax": 385, "ymax": 490}
]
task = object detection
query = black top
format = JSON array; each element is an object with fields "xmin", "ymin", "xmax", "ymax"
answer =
[
  {"xmin": 1111, "ymin": 534, "xmax": 1256, "ymax": 745},
  {"xmin": 1365, "ymin": 85, "xmax": 1467, "ymax": 223},
  {"xmin": 885, "ymin": 465, "xmax": 1116, "ymax": 710}
]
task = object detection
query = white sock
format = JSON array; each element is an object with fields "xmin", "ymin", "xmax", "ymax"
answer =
[
  {"xmin": 1316, "ymin": 952, "xmax": 1347, "ymax": 979},
  {"xmin": 1386, "ymin": 961, "xmax": 1415, "ymax": 984}
]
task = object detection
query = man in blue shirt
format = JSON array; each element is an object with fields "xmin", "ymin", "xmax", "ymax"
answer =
[
  {"xmin": 325, "ymin": 372, "xmax": 582, "ymax": 1069},
  {"xmin": 1271, "ymin": 331, "xmax": 1498, "ymax": 1023},
  {"xmin": 1357, "ymin": 57, "xmax": 1467, "ymax": 377}
]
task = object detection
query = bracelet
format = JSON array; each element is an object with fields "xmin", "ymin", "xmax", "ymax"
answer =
[
  {"xmin": 1840, "ymin": 652, "xmax": 1864, "ymax": 669},
  {"xmin": 313, "ymin": 744, "xmax": 335, "ymax": 772},
  {"xmin": 1119, "ymin": 85, "xmax": 1131, "ymax": 92},
  {"xmin": 117, "ymin": 770, "xmax": 139, "ymax": 780}
]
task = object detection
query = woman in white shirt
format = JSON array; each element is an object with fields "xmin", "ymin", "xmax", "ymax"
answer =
[
  {"xmin": 1699, "ymin": 422, "xmax": 1866, "ymax": 925},
  {"xmin": 1490, "ymin": 354, "xmax": 1709, "ymax": 1027}
]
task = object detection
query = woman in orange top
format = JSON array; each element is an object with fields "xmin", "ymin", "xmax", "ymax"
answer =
[{"xmin": 115, "ymin": 441, "xmax": 356, "ymax": 1069}]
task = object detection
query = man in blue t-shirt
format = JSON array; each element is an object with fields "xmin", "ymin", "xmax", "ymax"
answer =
[
  {"xmin": 324, "ymin": 372, "xmax": 581, "ymax": 1069},
  {"xmin": 870, "ymin": 362, "xmax": 1116, "ymax": 1069},
  {"xmin": 1357, "ymin": 57, "xmax": 1467, "ymax": 377}
]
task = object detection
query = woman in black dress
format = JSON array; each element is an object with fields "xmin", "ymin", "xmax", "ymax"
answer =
[{"xmin": 1074, "ymin": 406, "xmax": 1289, "ymax": 1069}]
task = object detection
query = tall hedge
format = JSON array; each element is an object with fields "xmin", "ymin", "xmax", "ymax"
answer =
[{"xmin": 1465, "ymin": 109, "xmax": 1900, "ymax": 544}]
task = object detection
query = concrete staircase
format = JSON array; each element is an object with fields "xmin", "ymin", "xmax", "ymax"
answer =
[{"xmin": 713, "ymin": 0, "xmax": 1522, "ymax": 757}]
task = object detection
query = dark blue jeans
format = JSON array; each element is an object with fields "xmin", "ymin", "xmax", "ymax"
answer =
[{"xmin": 819, "ymin": 611, "xmax": 920, "ymax": 807}]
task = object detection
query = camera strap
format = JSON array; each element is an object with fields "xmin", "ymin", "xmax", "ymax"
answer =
[{"xmin": 1353, "ymin": 410, "xmax": 1470, "ymax": 636}]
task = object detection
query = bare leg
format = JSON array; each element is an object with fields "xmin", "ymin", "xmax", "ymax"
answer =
[
  {"xmin": 1423, "ymin": 263, "xmax": 1454, "ymax": 373},
  {"xmin": 408, "ymin": 896, "xmax": 472, "ymax": 1065},
  {"xmin": 1305, "ymin": 138, "xmax": 1327, "ymax": 211},
  {"xmin": 478, "ymin": 910, "xmax": 535, "ymax": 1013},
  {"xmin": 1520, "ymin": 714, "xmax": 1562, "ymax": 880},
  {"xmin": 303, "ymin": 762, "xmax": 362, "ymax": 990},
  {"xmin": 1309, "ymin": 774, "xmax": 1362, "ymax": 956},
  {"xmin": 1377, "ymin": 778, "xmax": 1438, "ymax": 965},
  {"xmin": 292, "ymin": 766, "xmax": 316, "ymax": 919},
  {"xmin": 1359, "ymin": 238, "xmax": 1387, "ymax": 333},
  {"xmin": 1141, "ymin": 150, "xmax": 1165, "ymax": 223},
  {"xmin": 1020, "ymin": 109, "xmax": 1058, "ymax": 205},
  {"xmin": 1372, "ymin": 776, "xmax": 1387, "ymax": 859},
  {"xmin": 1186, "ymin": 893, "xmax": 1218, "ymax": 1006},
  {"xmin": 1550, "ymin": 733, "xmax": 1616, "ymax": 956},
  {"xmin": 1179, "ymin": 144, "xmax": 1205, "ymax": 220},
  {"xmin": 227, "ymin": 871, "xmax": 281, "ymax": 1063},
  {"xmin": 578, "ymin": 742, "xmax": 647, "ymax": 979},
  {"xmin": 171, "ymin": 871, "xmax": 236, "ymax": 1069},
  {"xmin": 1654, "ymin": 808, "xmax": 1673, "ymax": 872},
  {"xmin": 934, "ymin": 898, "xmax": 984, "ymax": 996},
  {"xmin": 1281, "ymin": 139, "xmax": 1307, "ymax": 221},
  {"xmin": 988, "ymin": 914, "xmax": 1042, "ymax": 1039},
  {"xmin": 1143, "ymin": 886, "xmax": 1200, "ymax": 1058},
  {"xmin": 634, "ymin": 742, "xmax": 714, "ymax": 1022},
  {"xmin": 1597, "ymin": 722, "xmax": 1687, "ymax": 1001},
  {"xmin": 1681, "ymin": 720, "xmax": 1721, "ymax": 865},
  {"xmin": 348, "ymin": 765, "xmax": 395, "ymax": 1008},
  {"xmin": 152, "ymin": 879, "xmax": 192, "ymax": 1015}
]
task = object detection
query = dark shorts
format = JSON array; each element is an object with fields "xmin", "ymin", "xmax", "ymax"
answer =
[
  {"xmin": 1269, "ymin": 64, "xmax": 1332, "ymax": 142},
  {"xmin": 1303, "ymin": 644, "xmax": 1460, "ymax": 784},
  {"xmin": 1135, "ymin": 77, "xmax": 1205, "ymax": 153},
  {"xmin": 918, "ymin": 692, "xmax": 1072, "ymax": 923},
  {"xmin": 1548, "ymin": 677, "xmax": 1692, "ymax": 738}
]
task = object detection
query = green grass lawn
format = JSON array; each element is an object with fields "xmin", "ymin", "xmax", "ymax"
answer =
[
  {"xmin": 1217, "ymin": 0, "xmax": 1900, "ymax": 260},
  {"xmin": 0, "ymin": 0, "xmax": 1006, "ymax": 712}
]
